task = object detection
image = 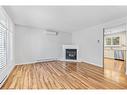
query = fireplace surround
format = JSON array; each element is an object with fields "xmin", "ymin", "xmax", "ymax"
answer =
[{"xmin": 62, "ymin": 45, "xmax": 78, "ymax": 61}]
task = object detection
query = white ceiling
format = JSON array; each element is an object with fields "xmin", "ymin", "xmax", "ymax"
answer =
[{"xmin": 4, "ymin": 6, "xmax": 127, "ymax": 33}]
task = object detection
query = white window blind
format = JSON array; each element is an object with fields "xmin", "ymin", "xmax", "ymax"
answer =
[{"xmin": 0, "ymin": 23, "xmax": 7, "ymax": 69}]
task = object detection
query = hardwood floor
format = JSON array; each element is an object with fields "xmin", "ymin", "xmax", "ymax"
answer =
[
  {"xmin": 104, "ymin": 58, "xmax": 126, "ymax": 73},
  {"xmin": 1, "ymin": 61, "xmax": 127, "ymax": 89},
  {"xmin": 104, "ymin": 58, "xmax": 126, "ymax": 82}
]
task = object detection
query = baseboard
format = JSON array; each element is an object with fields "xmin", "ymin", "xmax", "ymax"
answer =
[
  {"xmin": 16, "ymin": 59, "xmax": 103, "ymax": 68},
  {"xmin": 16, "ymin": 58, "xmax": 58, "ymax": 65},
  {"xmin": 59, "ymin": 59, "xmax": 102, "ymax": 67},
  {"xmin": 59, "ymin": 59, "xmax": 82, "ymax": 62},
  {"xmin": 81, "ymin": 60, "xmax": 103, "ymax": 67},
  {"xmin": 16, "ymin": 59, "xmax": 82, "ymax": 65},
  {"xmin": 16, "ymin": 60, "xmax": 39, "ymax": 65},
  {"xmin": 18, "ymin": 59, "xmax": 102, "ymax": 68}
]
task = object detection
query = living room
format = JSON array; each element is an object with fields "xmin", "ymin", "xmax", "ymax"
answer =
[{"xmin": 0, "ymin": 4, "xmax": 127, "ymax": 91}]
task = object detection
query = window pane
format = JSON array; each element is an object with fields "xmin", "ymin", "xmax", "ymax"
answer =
[
  {"xmin": 106, "ymin": 37, "xmax": 111, "ymax": 45},
  {"xmin": 112, "ymin": 37, "xmax": 120, "ymax": 45}
]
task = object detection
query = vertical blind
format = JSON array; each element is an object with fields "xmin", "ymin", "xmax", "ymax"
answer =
[{"xmin": 0, "ymin": 23, "xmax": 7, "ymax": 69}]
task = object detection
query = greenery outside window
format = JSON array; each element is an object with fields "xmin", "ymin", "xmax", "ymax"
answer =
[
  {"xmin": 112, "ymin": 37, "xmax": 120, "ymax": 45},
  {"xmin": 106, "ymin": 38, "xmax": 111, "ymax": 45},
  {"xmin": 105, "ymin": 36, "xmax": 120, "ymax": 46}
]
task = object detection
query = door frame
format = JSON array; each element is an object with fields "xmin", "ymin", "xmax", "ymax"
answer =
[
  {"xmin": 103, "ymin": 28, "xmax": 105, "ymax": 69},
  {"xmin": 103, "ymin": 26, "xmax": 126, "ymax": 74}
]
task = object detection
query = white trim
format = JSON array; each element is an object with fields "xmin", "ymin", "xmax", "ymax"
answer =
[
  {"xmin": 16, "ymin": 59, "xmax": 82, "ymax": 65},
  {"xmin": 57, "ymin": 59, "xmax": 102, "ymax": 67},
  {"xmin": 16, "ymin": 61, "xmax": 36, "ymax": 65},
  {"xmin": 59, "ymin": 59, "xmax": 82, "ymax": 62},
  {"xmin": 16, "ymin": 59, "xmax": 58, "ymax": 65},
  {"xmin": 82, "ymin": 60, "xmax": 103, "ymax": 67}
]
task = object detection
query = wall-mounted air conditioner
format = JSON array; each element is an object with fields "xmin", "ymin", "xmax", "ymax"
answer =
[{"xmin": 44, "ymin": 30, "xmax": 58, "ymax": 36}]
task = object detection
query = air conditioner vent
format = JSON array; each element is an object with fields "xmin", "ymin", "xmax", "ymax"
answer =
[{"xmin": 44, "ymin": 30, "xmax": 58, "ymax": 35}]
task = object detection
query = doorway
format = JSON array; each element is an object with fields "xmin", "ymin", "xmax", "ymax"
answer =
[{"xmin": 103, "ymin": 24, "xmax": 127, "ymax": 82}]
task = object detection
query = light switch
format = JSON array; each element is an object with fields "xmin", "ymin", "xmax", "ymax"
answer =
[{"xmin": 98, "ymin": 40, "xmax": 100, "ymax": 43}]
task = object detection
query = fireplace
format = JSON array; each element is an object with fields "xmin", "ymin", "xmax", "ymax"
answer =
[
  {"xmin": 66, "ymin": 49, "xmax": 77, "ymax": 60},
  {"xmin": 62, "ymin": 45, "xmax": 78, "ymax": 61}
]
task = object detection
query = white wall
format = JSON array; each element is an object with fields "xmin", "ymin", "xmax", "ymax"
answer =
[
  {"xmin": 15, "ymin": 25, "xmax": 72, "ymax": 64},
  {"xmin": 0, "ymin": 7, "xmax": 15, "ymax": 87},
  {"xmin": 72, "ymin": 25, "xmax": 103, "ymax": 67},
  {"xmin": 72, "ymin": 16, "xmax": 127, "ymax": 70}
]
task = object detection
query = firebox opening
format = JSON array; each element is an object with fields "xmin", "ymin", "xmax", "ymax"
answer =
[{"xmin": 65, "ymin": 49, "xmax": 77, "ymax": 60}]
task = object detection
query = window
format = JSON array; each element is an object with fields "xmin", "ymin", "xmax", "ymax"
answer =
[
  {"xmin": 106, "ymin": 37, "xmax": 111, "ymax": 45},
  {"xmin": 112, "ymin": 37, "xmax": 120, "ymax": 45},
  {"xmin": 0, "ymin": 24, "xmax": 7, "ymax": 69},
  {"xmin": 105, "ymin": 36, "xmax": 120, "ymax": 46},
  {"xmin": 0, "ymin": 8, "xmax": 7, "ymax": 69}
]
